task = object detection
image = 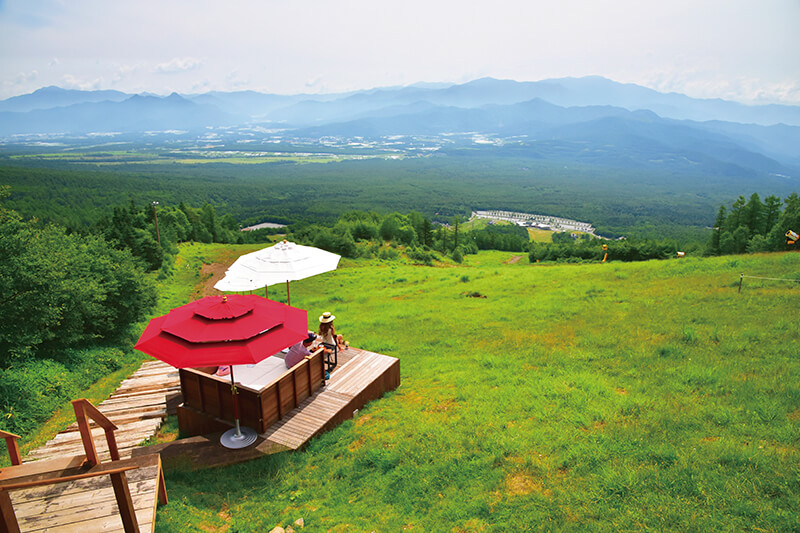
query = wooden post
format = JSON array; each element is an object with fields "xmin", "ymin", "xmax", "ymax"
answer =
[
  {"xmin": 0, "ymin": 489, "xmax": 20, "ymax": 533},
  {"xmin": 305, "ymin": 356, "xmax": 313, "ymax": 397},
  {"xmin": 109, "ymin": 471, "xmax": 139, "ymax": 533},
  {"xmin": 72, "ymin": 401, "xmax": 100, "ymax": 467},
  {"xmin": 0, "ymin": 432, "xmax": 21, "ymax": 467},
  {"xmin": 739, "ymin": 273, "xmax": 744, "ymax": 293},
  {"xmin": 276, "ymin": 382, "xmax": 282, "ymax": 419},
  {"xmin": 292, "ymin": 372, "xmax": 299, "ymax": 407},
  {"xmin": 157, "ymin": 457, "xmax": 168, "ymax": 505},
  {"xmin": 71, "ymin": 399, "xmax": 119, "ymax": 464}
]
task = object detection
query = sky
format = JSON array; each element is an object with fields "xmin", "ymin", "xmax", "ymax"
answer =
[{"xmin": 1, "ymin": 0, "xmax": 799, "ymax": 104}]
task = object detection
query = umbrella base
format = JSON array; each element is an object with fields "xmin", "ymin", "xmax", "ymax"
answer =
[{"xmin": 220, "ymin": 426, "xmax": 259, "ymax": 449}]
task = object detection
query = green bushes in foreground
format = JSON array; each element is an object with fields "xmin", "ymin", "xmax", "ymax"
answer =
[
  {"xmin": 0, "ymin": 347, "xmax": 142, "ymax": 435},
  {"xmin": 0, "ymin": 188, "xmax": 157, "ymax": 435}
]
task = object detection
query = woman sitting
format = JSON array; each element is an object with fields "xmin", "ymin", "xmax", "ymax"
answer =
[{"xmin": 318, "ymin": 311, "xmax": 348, "ymax": 352}]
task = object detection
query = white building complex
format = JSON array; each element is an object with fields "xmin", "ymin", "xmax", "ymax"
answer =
[{"xmin": 473, "ymin": 210, "xmax": 595, "ymax": 234}]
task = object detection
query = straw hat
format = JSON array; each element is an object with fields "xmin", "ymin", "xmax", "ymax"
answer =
[{"xmin": 319, "ymin": 311, "xmax": 336, "ymax": 323}]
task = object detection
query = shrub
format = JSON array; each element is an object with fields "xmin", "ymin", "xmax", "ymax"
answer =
[
  {"xmin": 0, "ymin": 208, "xmax": 156, "ymax": 361},
  {"xmin": 407, "ymin": 247, "xmax": 437, "ymax": 266}
]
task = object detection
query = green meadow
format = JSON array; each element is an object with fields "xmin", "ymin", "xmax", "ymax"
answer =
[{"xmin": 149, "ymin": 245, "xmax": 800, "ymax": 532}]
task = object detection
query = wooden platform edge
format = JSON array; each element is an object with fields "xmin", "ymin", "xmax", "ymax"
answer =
[
  {"xmin": 134, "ymin": 355, "xmax": 400, "ymax": 470},
  {"xmin": 317, "ymin": 356, "xmax": 401, "ymax": 442}
]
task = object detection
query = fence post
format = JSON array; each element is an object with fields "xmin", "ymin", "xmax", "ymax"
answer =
[
  {"xmin": 738, "ymin": 273, "xmax": 744, "ymax": 293},
  {"xmin": 0, "ymin": 489, "xmax": 21, "ymax": 533}
]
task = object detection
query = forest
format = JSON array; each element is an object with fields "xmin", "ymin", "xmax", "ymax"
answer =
[
  {"xmin": 2, "ymin": 152, "xmax": 796, "ymax": 245},
  {"xmin": 707, "ymin": 192, "xmax": 800, "ymax": 255}
]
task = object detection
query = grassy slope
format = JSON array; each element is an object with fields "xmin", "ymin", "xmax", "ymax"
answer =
[{"xmin": 148, "ymin": 248, "xmax": 798, "ymax": 531}]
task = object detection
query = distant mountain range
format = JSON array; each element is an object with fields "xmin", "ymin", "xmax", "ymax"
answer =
[{"xmin": 1, "ymin": 77, "xmax": 799, "ymax": 177}]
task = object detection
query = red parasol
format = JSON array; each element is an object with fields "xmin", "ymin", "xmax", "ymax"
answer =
[{"xmin": 135, "ymin": 294, "xmax": 308, "ymax": 448}]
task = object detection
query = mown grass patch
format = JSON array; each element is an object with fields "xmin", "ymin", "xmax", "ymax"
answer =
[{"xmin": 143, "ymin": 247, "xmax": 800, "ymax": 531}]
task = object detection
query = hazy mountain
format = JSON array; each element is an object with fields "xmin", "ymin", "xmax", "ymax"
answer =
[
  {"xmin": 0, "ymin": 86, "xmax": 131, "ymax": 113},
  {"xmin": 0, "ymin": 93, "xmax": 238, "ymax": 135},
  {"xmin": 0, "ymin": 77, "xmax": 797, "ymax": 179},
  {"xmin": 262, "ymin": 77, "xmax": 800, "ymax": 127},
  {"xmin": 290, "ymin": 97, "xmax": 798, "ymax": 178},
  {"xmin": 3, "ymin": 76, "xmax": 799, "ymax": 132},
  {"xmin": 186, "ymin": 90, "xmax": 352, "ymax": 119}
]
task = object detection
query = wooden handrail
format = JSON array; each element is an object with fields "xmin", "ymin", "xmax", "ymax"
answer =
[
  {"xmin": 0, "ymin": 464, "xmax": 138, "ymax": 491},
  {"xmin": 72, "ymin": 399, "xmax": 117, "ymax": 431},
  {"xmin": 0, "ymin": 459, "xmax": 142, "ymax": 533},
  {"xmin": 0, "ymin": 400, "xmax": 166, "ymax": 533},
  {"xmin": 0, "ymin": 439, "xmax": 159, "ymax": 533},
  {"xmin": 0, "ymin": 431, "xmax": 21, "ymax": 467},
  {"xmin": 71, "ymin": 399, "xmax": 120, "ymax": 464}
]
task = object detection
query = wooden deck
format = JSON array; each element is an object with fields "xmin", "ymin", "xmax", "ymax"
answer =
[
  {"xmin": 24, "ymin": 361, "xmax": 180, "ymax": 464},
  {"xmin": 7, "ymin": 453, "xmax": 164, "ymax": 533},
  {"xmin": 4, "ymin": 361, "xmax": 178, "ymax": 532},
  {"xmin": 8, "ymin": 347, "xmax": 399, "ymax": 528},
  {"xmin": 263, "ymin": 348, "xmax": 398, "ymax": 449},
  {"xmin": 144, "ymin": 347, "xmax": 400, "ymax": 469}
]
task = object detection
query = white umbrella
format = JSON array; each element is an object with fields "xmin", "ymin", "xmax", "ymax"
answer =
[
  {"xmin": 214, "ymin": 240, "xmax": 341, "ymax": 305},
  {"xmin": 213, "ymin": 273, "xmax": 261, "ymax": 293}
]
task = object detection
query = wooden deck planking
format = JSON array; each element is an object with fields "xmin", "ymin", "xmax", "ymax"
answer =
[
  {"xmin": 142, "ymin": 347, "xmax": 400, "ymax": 469},
  {"xmin": 8, "ymin": 456, "xmax": 163, "ymax": 533},
  {"xmin": 24, "ymin": 359, "xmax": 179, "ymax": 464},
  {"xmin": 259, "ymin": 348, "xmax": 399, "ymax": 450},
  {"xmin": 10, "ymin": 359, "xmax": 177, "ymax": 532}
]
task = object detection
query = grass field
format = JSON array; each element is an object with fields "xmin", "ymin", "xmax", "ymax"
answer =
[
  {"xmin": 144, "ymin": 246, "xmax": 800, "ymax": 532},
  {"xmin": 527, "ymin": 227, "xmax": 555, "ymax": 243},
  {"xmin": 464, "ymin": 218, "xmax": 556, "ymax": 243}
]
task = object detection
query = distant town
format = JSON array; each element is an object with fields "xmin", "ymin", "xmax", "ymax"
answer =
[{"xmin": 472, "ymin": 210, "xmax": 595, "ymax": 235}]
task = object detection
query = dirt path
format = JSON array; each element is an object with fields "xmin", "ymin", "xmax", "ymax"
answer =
[
  {"xmin": 504, "ymin": 255, "xmax": 523, "ymax": 264},
  {"xmin": 199, "ymin": 262, "xmax": 229, "ymax": 298}
]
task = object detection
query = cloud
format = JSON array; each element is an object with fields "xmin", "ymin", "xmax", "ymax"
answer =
[
  {"xmin": 191, "ymin": 80, "xmax": 211, "ymax": 93},
  {"xmin": 154, "ymin": 57, "xmax": 202, "ymax": 74},
  {"xmin": 60, "ymin": 74, "xmax": 103, "ymax": 91},
  {"xmin": 225, "ymin": 70, "xmax": 250, "ymax": 89},
  {"xmin": 641, "ymin": 68, "xmax": 800, "ymax": 105},
  {"xmin": 112, "ymin": 64, "xmax": 139, "ymax": 84},
  {"xmin": 15, "ymin": 70, "xmax": 38, "ymax": 84}
]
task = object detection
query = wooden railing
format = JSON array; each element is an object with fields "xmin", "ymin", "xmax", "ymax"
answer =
[
  {"xmin": 179, "ymin": 349, "xmax": 326, "ymax": 434},
  {"xmin": 0, "ymin": 398, "xmax": 167, "ymax": 533},
  {"xmin": 0, "ymin": 431, "xmax": 22, "ymax": 467},
  {"xmin": 72, "ymin": 398, "xmax": 121, "ymax": 464}
]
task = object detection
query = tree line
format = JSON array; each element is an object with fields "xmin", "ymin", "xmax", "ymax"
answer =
[
  {"xmin": 289, "ymin": 211, "xmax": 530, "ymax": 265},
  {"xmin": 528, "ymin": 232, "xmax": 680, "ymax": 263},
  {"xmin": 707, "ymin": 193, "xmax": 800, "ymax": 255},
  {"xmin": 0, "ymin": 187, "xmax": 158, "ymax": 434},
  {"xmin": 0, "ymin": 189, "xmax": 273, "ymax": 435}
]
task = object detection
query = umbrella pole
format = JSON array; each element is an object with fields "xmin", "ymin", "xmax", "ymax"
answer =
[
  {"xmin": 286, "ymin": 280, "xmax": 291, "ymax": 306},
  {"xmin": 230, "ymin": 370, "xmax": 242, "ymax": 438},
  {"xmin": 219, "ymin": 366, "xmax": 258, "ymax": 449},
  {"xmin": 265, "ymin": 285, "xmax": 268, "ymax": 299}
]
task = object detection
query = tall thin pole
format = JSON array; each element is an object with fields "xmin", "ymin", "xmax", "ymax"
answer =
[
  {"xmin": 230, "ymin": 368, "xmax": 242, "ymax": 438},
  {"xmin": 286, "ymin": 280, "xmax": 291, "ymax": 306},
  {"xmin": 152, "ymin": 201, "xmax": 161, "ymax": 247}
]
